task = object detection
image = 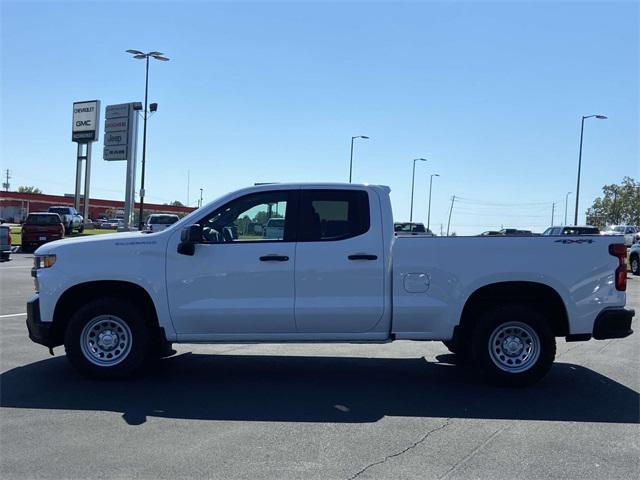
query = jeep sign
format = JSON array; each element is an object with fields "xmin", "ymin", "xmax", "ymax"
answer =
[{"xmin": 72, "ymin": 100, "xmax": 100, "ymax": 143}]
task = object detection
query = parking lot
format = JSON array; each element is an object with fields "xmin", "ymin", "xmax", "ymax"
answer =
[{"xmin": 1, "ymin": 252, "xmax": 638, "ymax": 480}]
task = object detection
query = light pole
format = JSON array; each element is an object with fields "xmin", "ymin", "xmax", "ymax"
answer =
[
  {"xmin": 427, "ymin": 173, "xmax": 440, "ymax": 233},
  {"xmin": 574, "ymin": 114, "xmax": 607, "ymax": 225},
  {"xmin": 410, "ymin": 158, "xmax": 427, "ymax": 223},
  {"xmin": 199, "ymin": 188, "xmax": 203, "ymax": 208},
  {"xmin": 349, "ymin": 135, "xmax": 369, "ymax": 183},
  {"xmin": 564, "ymin": 191, "xmax": 571, "ymax": 225},
  {"xmin": 127, "ymin": 49, "xmax": 170, "ymax": 229}
]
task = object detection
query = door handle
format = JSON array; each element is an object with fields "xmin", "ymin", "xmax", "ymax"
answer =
[
  {"xmin": 259, "ymin": 255, "xmax": 289, "ymax": 262},
  {"xmin": 348, "ymin": 254, "xmax": 378, "ymax": 261}
]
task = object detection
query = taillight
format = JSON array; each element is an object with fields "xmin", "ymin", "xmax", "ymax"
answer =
[{"xmin": 609, "ymin": 243, "xmax": 627, "ymax": 291}]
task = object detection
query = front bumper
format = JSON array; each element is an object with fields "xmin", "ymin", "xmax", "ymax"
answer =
[
  {"xmin": 26, "ymin": 296, "xmax": 58, "ymax": 348},
  {"xmin": 593, "ymin": 308, "xmax": 635, "ymax": 340}
]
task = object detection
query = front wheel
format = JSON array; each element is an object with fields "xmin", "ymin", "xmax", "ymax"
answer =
[
  {"xmin": 471, "ymin": 305, "xmax": 556, "ymax": 387},
  {"xmin": 64, "ymin": 297, "xmax": 152, "ymax": 379},
  {"xmin": 78, "ymin": 224, "xmax": 84, "ymax": 234}
]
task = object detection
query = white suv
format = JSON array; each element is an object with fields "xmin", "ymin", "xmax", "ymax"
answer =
[
  {"xmin": 601, "ymin": 225, "xmax": 639, "ymax": 247},
  {"xmin": 145, "ymin": 214, "xmax": 180, "ymax": 233}
]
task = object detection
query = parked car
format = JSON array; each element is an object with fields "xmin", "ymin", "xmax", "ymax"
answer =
[
  {"xmin": 499, "ymin": 228, "xmax": 532, "ymax": 236},
  {"xmin": 47, "ymin": 206, "xmax": 83, "ymax": 234},
  {"xmin": 478, "ymin": 230, "xmax": 502, "ymax": 236},
  {"xmin": 263, "ymin": 218, "xmax": 285, "ymax": 239},
  {"xmin": 26, "ymin": 183, "xmax": 634, "ymax": 387},
  {"xmin": 0, "ymin": 224, "xmax": 11, "ymax": 261},
  {"xmin": 146, "ymin": 214, "xmax": 180, "ymax": 233},
  {"xmin": 21, "ymin": 213, "xmax": 65, "ymax": 252},
  {"xmin": 394, "ymin": 222, "xmax": 434, "ymax": 235},
  {"xmin": 542, "ymin": 225, "xmax": 600, "ymax": 236},
  {"xmin": 629, "ymin": 243, "xmax": 640, "ymax": 276},
  {"xmin": 100, "ymin": 218, "xmax": 121, "ymax": 229},
  {"xmin": 601, "ymin": 225, "xmax": 638, "ymax": 247}
]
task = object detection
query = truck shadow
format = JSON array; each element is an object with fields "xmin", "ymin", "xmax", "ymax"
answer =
[{"xmin": 1, "ymin": 352, "xmax": 638, "ymax": 426}]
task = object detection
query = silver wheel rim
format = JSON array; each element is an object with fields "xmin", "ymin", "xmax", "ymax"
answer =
[
  {"xmin": 488, "ymin": 321, "xmax": 540, "ymax": 373},
  {"xmin": 80, "ymin": 315, "xmax": 132, "ymax": 367},
  {"xmin": 632, "ymin": 258, "xmax": 639, "ymax": 273}
]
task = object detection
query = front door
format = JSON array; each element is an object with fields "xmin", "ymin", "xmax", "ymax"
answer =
[{"xmin": 166, "ymin": 190, "xmax": 297, "ymax": 337}]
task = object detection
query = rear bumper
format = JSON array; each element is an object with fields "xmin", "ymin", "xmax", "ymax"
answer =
[
  {"xmin": 593, "ymin": 308, "xmax": 635, "ymax": 340},
  {"xmin": 26, "ymin": 296, "xmax": 58, "ymax": 348}
]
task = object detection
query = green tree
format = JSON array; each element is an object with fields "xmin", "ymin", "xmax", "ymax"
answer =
[
  {"xmin": 165, "ymin": 200, "xmax": 185, "ymax": 207},
  {"xmin": 585, "ymin": 177, "xmax": 640, "ymax": 228},
  {"xmin": 17, "ymin": 186, "xmax": 42, "ymax": 194}
]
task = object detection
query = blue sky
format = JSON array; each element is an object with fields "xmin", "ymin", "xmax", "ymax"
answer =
[{"xmin": 1, "ymin": 0, "xmax": 638, "ymax": 234}]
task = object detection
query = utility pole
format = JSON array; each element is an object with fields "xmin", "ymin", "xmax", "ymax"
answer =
[
  {"xmin": 440, "ymin": 224, "xmax": 443, "ymax": 236},
  {"xmin": 199, "ymin": 188, "xmax": 203, "ymax": 208},
  {"xmin": 551, "ymin": 202, "xmax": 556, "ymax": 226},
  {"xmin": 2, "ymin": 169, "xmax": 10, "ymax": 192},
  {"xmin": 564, "ymin": 192, "xmax": 571, "ymax": 225},
  {"xmin": 446, "ymin": 195, "xmax": 456, "ymax": 236}
]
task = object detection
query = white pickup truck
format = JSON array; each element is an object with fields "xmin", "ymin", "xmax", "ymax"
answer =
[{"xmin": 27, "ymin": 183, "xmax": 634, "ymax": 386}]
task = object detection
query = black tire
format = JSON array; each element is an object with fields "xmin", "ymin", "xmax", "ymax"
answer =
[
  {"xmin": 442, "ymin": 340, "xmax": 458, "ymax": 354},
  {"xmin": 64, "ymin": 297, "xmax": 152, "ymax": 379},
  {"xmin": 78, "ymin": 224, "xmax": 84, "ymax": 234},
  {"xmin": 65, "ymin": 224, "xmax": 72, "ymax": 235},
  {"xmin": 471, "ymin": 304, "xmax": 556, "ymax": 387},
  {"xmin": 631, "ymin": 254, "xmax": 640, "ymax": 276}
]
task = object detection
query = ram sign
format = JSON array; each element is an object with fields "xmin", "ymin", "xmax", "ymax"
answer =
[{"xmin": 72, "ymin": 100, "xmax": 100, "ymax": 143}]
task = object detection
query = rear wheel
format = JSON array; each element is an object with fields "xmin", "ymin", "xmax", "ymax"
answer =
[
  {"xmin": 471, "ymin": 305, "xmax": 555, "ymax": 387},
  {"xmin": 78, "ymin": 224, "xmax": 84, "ymax": 234},
  {"xmin": 631, "ymin": 254, "xmax": 639, "ymax": 276},
  {"xmin": 64, "ymin": 297, "xmax": 152, "ymax": 379}
]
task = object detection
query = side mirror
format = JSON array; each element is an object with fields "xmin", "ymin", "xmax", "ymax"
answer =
[{"xmin": 178, "ymin": 224, "xmax": 202, "ymax": 256}]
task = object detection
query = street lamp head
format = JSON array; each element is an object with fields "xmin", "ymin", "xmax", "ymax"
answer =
[
  {"xmin": 126, "ymin": 49, "xmax": 144, "ymax": 55},
  {"xmin": 595, "ymin": 115, "xmax": 607, "ymax": 119},
  {"xmin": 132, "ymin": 102, "xmax": 143, "ymax": 111},
  {"xmin": 133, "ymin": 54, "xmax": 147, "ymax": 59},
  {"xmin": 414, "ymin": 158, "xmax": 427, "ymax": 162},
  {"xmin": 432, "ymin": 173, "xmax": 440, "ymax": 177},
  {"xmin": 149, "ymin": 103, "xmax": 158, "ymax": 112},
  {"xmin": 152, "ymin": 55, "xmax": 170, "ymax": 61},
  {"xmin": 360, "ymin": 136, "xmax": 369, "ymax": 139},
  {"xmin": 148, "ymin": 51, "xmax": 164, "ymax": 56}
]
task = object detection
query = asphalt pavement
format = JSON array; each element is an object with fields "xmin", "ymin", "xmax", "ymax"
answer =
[{"xmin": 1, "ymin": 252, "xmax": 638, "ymax": 480}]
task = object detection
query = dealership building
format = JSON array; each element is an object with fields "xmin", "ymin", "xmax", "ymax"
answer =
[{"xmin": 0, "ymin": 191, "xmax": 194, "ymax": 223}]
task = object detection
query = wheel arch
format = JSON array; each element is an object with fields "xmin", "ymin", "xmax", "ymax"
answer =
[
  {"xmin": 51, "ymin": 280, "xmax": 162, "ymax": 347},
  {"xmin": 457, "ymin": 281, "xmax": 569, "ymax": 340}
]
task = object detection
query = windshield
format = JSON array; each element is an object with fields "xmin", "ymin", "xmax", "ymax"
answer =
[
  {"xmin": 48, "ymin": 208, "xmax": 69, "ymax": 214},
  {"xmin": 26, "ymin": 214, "xmax": 60, "ymax": 225}
]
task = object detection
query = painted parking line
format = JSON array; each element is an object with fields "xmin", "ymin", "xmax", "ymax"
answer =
[
  {"xmin": 0, "ymin": 265, "xmax": 32, "ymax": 269},
  {"xmin": 0, "ymin": 313, "xmax": 27, "ymax": 318}
]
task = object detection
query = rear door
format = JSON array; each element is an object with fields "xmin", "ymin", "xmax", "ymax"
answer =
[{"xmin": 294, "ymin": 188, "xmax": 385, "ymax": 333}]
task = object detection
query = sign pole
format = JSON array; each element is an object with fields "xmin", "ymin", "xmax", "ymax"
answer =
[
  {"xmin": 82, "ymin": 144, "xmax": 92, "ymax": 223},
  {"xmin": 74, "ymin": 143, "xmax": 83, "ymax": 211}
]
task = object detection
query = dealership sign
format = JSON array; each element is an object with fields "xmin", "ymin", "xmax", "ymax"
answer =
[
  {"xmin": 103, "ymin": 103, "xmax": 138, "ymax": 162},
  {"xmin": 72, "ymin": 100, "xmax": 100, "ymax": 143}
]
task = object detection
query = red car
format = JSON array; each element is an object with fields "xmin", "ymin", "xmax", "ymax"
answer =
[{"xmin": 21, "ymin": 213, "xmax": 65, "ymax": 252}]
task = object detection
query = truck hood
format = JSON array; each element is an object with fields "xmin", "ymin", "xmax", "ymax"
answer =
[{"xmin": 34, "ymin": 231, "xmax": 162, "ymax": 255}]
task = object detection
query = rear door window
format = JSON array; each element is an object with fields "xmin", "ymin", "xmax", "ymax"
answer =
[{"xmin": 298, "ymin": 190, "xmax": 370, "ymax": 241}]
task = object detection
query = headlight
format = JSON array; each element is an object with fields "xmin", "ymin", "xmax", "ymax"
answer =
[{"xmin": 34, "ymin": 254, "xmax": 56, "ymax": 269}]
